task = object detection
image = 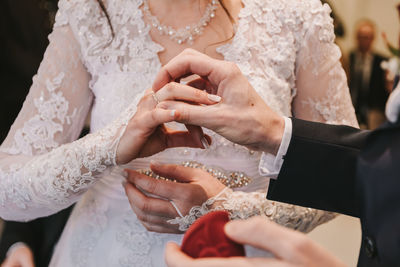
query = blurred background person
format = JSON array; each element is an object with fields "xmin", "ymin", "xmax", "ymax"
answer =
[
  {"xmin": 0, "ymin": 1, "xmax": 74, "ymax": 267},
  {"xmin": 349, "ymin": 20, "xmax": 388, "ymax": 129}
]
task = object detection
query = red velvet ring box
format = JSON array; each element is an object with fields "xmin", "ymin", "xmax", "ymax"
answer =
[{"xmin": 181, "ymin": 211, "xmax": 245, "ymax": 258}]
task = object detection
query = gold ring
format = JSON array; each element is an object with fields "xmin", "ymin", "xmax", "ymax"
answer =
[{"xmin": 151, "ymin": 92, "xmax": 160, "ymax": 104}]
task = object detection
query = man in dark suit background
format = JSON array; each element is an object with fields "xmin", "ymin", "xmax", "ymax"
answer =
[
  {"xmin": 349, "ymin": 20, "xmax": 388, "ymax": 129},
  {"xmin": 0, "ymin": 1, "xmax": 73, "ymax": 267},
  {"xmin": 135, "ymin": 50, "xmax": 400, "ymax": 267}
]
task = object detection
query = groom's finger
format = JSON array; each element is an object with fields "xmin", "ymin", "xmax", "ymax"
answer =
[{"xmin": 153, "ymin": 49, "xmax": 234, "ymax": 92}]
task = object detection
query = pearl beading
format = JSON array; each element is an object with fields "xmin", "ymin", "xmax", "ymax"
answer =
[
  {"xmin": 142, "ymin": 0, "xmax": 219, "ymax": 45},
  {"xmin": 139, "ymin": 161, "xmax": 251, "ymax": 189}
]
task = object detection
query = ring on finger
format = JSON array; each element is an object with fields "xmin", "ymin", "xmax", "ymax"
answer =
[
  {"xmin": 151, "ymin": 91, "xmax": 160, "ymax": 104},
  {"xmin": 169, "ymin": 200, "xmax": 184, "ymax": 218}
]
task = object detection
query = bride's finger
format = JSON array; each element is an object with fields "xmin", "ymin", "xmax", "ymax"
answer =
[
  {"xmin": 184, "ymin": 124, "xmax": 209, "ymax": 149},
  {"xmin": 165, "ymin": 131, "xmax": 212, "ymax": 149},
  {"xmin": 137, "ymin": 127, "xmax": 211, "ymax": 158},
  {"xmin": 157, "ymin": 101, "xmax": 218, "ymax": 128},
  {"xmin": 131, "ymin": 205, "xmax": 181, "ymax": 232},
  {"xmin": 124, "ymin": 180, "xmax": 178, "ymax": 218},
  {"xmin": 141, "ymin": 221, "xmax": 181, "ymax": 234},
  {"xmin": 186, "ymin": 77, "xmax": 217, "ymax": 95},
  {"xmin": 155, "ymin": 82, "xmax": 221, "ymax": 105},
  {"xmin": 142, "ymin": 108, "xmax": 178, "ymax": 128}
]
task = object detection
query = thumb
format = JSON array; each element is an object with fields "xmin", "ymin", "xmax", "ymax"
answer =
[
  {"xmin": 164, "ymin": 242, "xmax": 193, "ymax": 267},
  {"xmin": 224, "ymin": 217, "xmax": 304, "ymax": 260}
]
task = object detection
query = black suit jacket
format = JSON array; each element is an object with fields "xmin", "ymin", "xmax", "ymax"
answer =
[{"xmin": 267, "ymin": 118, "xmax": 400, "ymax": 267}]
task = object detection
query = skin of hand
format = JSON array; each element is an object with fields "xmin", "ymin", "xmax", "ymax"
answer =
[
  {"xmin": 164, "ymin": 216, "xmax": 348, "ymax": 267},
  {"xmin": 1, "ymin": 245, "xmax": 35, "ymax": 267},
  {"xmin": 123, "ymin": 162, "xmax": 226, "ymax": 234},
  {"xmin": 152, "ymin": 48, "xmax": 285, "ymax": 155},
  {"xmin": 116, "ymin": 85, "xmax": 219, "ymax": 164}
]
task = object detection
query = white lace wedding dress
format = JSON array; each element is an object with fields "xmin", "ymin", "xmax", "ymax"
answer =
[{"xmin": 0, "ymin": 0, "xmax": 358, "ymax": 266}]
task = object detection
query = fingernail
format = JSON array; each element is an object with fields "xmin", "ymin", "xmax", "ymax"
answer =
[
  {"xmin": 224, "ymin": 221, "xmax": 239, "ymax": 235},
  {"xmin": 170, "ymin": 110, "xmax": 176, "ymax": 117},
  {"xmin": 122, "ymin": 170, "xmax": 128, "ymax": 178},
  {"xmin": 201, "ymin": 136, "xmax": 210, "ymax": 149},
  {"xmin": 207, "ymin": 94, "xmax": 221, "ymax": 103},
  {"xmin": 224, "ymin": 222, "xmax": 233, "ymax": 234}
]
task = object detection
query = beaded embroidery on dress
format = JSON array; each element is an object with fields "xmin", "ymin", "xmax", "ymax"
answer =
[{"xmin": 0, "ymin": 0, "xmax": 357, "ymax": 266}]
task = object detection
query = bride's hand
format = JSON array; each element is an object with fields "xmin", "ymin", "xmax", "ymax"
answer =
[
  {"xmin": 116, "ymin": 87, "xmax": 218, "ymax": 164},
  {"xmin": 152, "ymin": 49, "xmax": 285, "ymax": 155},
  {"xmin": 123, "ymin": 162, "xmax": 225, "ymax": 233}
]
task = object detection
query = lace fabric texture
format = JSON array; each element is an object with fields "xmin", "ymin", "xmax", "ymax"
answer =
[{"xmin": 0, "ymin": 0, "xmax": 358, "ymax": 266}]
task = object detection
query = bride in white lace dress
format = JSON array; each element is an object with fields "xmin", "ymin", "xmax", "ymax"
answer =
[{"xmin": 0, "ymin": 0, "xmax": 358, "ymax": 266}]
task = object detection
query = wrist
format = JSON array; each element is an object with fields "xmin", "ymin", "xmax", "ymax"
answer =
[
  {"xmin": 262, "ymin": 115, "xmax": 285, "ymax": 155},
  {"xmin": 116, "ymin": 126, "xmax": 142, "ymax": 165}
]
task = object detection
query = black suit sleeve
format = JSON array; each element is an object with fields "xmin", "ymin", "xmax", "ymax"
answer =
[{"xmin": 267, "ymin": 118, "xmax": 371, "ymax": 217}]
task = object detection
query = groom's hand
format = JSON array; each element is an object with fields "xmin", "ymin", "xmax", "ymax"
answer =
[
  {"xmin": 153, "ymin": 49, "xmax": 285, "ymax": 155},
  {"xmin": 165, "ymin": 217, "xmax": 347, "ymax": 267}
]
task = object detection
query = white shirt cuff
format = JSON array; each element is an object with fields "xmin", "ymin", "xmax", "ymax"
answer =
[{"xmin": 258, "ymin": 117, "xmax": 292, "ymax": 179}]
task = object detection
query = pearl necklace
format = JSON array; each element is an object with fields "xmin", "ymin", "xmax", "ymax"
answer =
[{"xmin": 142, "ymin": 0, "xmax": 219, "ymax": 45}]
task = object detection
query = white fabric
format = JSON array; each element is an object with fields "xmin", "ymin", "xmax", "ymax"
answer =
[
  {"xmin": 258, "ymin": 116, "xmax": 292, "ymax": 179},
  {"xmin": 0, "ymin": 0, "xmax": 358, "ymax": 266},
  {"xmin": 386, "ymin": 82, "xmax": 400, "ymax": 123}
]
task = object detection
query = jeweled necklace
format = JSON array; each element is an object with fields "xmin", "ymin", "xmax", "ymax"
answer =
[{"xmin": 142, "ymin": 0, "xmax": 219, "ymax": 45}]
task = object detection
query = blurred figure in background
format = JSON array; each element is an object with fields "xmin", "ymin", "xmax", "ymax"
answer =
[
  {"xmin": 0, "ymin": 1, "xmax": 73, "ymax": 267},
  {"xmin": 349, "ymin": 20, "xmax": 388, "ymax": 129}
]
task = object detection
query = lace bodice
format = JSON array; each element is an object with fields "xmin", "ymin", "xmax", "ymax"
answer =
[{"xmin": 0, "ymin": 0, "xmax": 358, "ymax": 266}]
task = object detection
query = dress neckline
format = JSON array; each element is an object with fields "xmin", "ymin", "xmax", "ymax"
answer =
[{"xmin": 136, "ymin": 0, "xmax": 247, "ymax": 67}]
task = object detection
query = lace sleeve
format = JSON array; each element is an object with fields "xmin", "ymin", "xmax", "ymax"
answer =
[
  {"xmin": 169, "ymin": 187, "xmax": 336, "ymax": 232},
  {"xmin": 0, "ymin": 16, "xmax": 135, "ymax": 222},
  {"xmin": 291, "ymin": 4, "xmax": 358, "ymax": 127},
  {"xmin": 169, "ymin": 2, "xmax": 356, "ymax": 233}
]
